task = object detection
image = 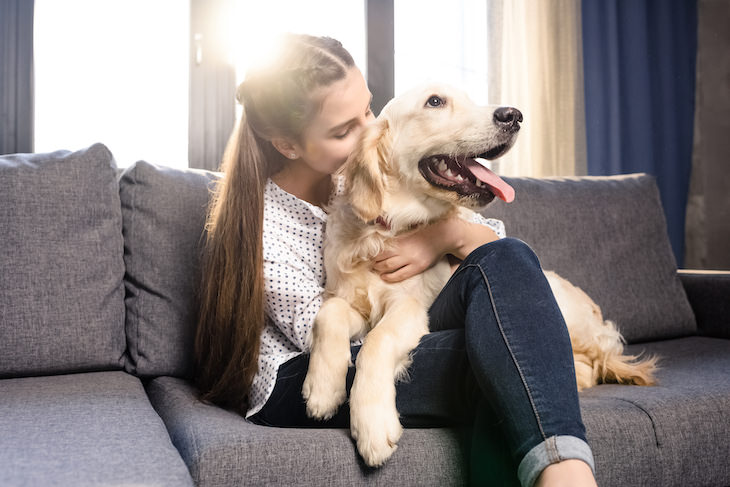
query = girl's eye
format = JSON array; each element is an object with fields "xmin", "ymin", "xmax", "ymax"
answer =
[
  {"xmin": 425, "ymin": 95, "xmax": 445, "ymax": 108},
  {"xmin": 334, "ymin": 129, "xmax": 351, "ymax": 139}
]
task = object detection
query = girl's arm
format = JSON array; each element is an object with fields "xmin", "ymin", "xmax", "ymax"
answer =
[{"xmin": 373, "ymin": 215, "xmax": 503, "ymax": 283}]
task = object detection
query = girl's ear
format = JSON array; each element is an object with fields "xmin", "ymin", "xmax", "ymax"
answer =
[
  {"xmin": 270, "ymin": 137, "xmax": 298, "ymax": 160},
  {"xmin": 343, "ymin": 119, "xmax": 392, "ymax": 222}
]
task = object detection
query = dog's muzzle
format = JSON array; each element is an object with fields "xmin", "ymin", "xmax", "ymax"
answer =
[
  {"xmin": 418, "ymin": 153, "xmax": 515, "ymax": 205},
  {"xmin": 417, "ymin": 106, "xmax": 521, "ymax": 205}
]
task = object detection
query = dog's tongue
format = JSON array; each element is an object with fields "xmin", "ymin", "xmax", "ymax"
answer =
[{"xmin": 464, "ymin": 158, "xmax": 515, "ymax": 203}]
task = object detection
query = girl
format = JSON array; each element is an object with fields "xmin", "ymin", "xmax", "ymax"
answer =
[{"xmin": 194, "ymin": 33, "xmax": 597, "ymax": 487}]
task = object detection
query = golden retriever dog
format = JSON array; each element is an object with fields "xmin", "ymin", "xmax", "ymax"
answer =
[{"xmin": 302, "ymin": 83, "xmax": 657, "ymax": 467}]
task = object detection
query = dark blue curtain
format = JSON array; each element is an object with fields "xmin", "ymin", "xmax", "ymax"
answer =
[{"xmin": 582, "ymin": 0, "xmax": 698, "ymax": 267}]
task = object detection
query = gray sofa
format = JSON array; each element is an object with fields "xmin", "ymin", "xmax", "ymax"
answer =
[{"xmin": 1, "ymin": 143, "xmax": 728, "ymax": 487}]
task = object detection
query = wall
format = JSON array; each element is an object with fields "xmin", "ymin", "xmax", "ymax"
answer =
[{"xmin": 684, "ymin": 0, "xmax": 730, "ymax": 270}]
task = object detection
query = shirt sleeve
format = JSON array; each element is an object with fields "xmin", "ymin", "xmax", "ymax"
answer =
[
  {"xmin": 263, "ymin": 257, "xmax": 323, "ymax": 352},
  {"xmin": 468, "ymin": 212, "xmax": 507, "ymax": 239}
]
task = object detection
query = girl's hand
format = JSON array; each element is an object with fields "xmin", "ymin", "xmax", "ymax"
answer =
[
  {"xmin": 373, "ymin": 225, "xmax": 446, "ymax": 283},
  {"xmin": 373, "ymin": 217, "xmax": 499, "ymax": 283}
]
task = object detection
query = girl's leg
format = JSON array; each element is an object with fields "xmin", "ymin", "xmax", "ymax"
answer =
[
  {"xmin": 426, "ymin": 237, "xmax": 595, "ymax": 486},
  {"xmin": 250, "ymin": 237, "xmax": 594, "ymax": 485}
]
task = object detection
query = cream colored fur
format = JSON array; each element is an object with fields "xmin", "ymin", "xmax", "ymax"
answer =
[
  {"xmin": 301, "ymin": 83, "xmax": 657, "ymax": 467},
  {"xmin": 544, "ymin": 271, "xmax": 658, "ymax": 390}
]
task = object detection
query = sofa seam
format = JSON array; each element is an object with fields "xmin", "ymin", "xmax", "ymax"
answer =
[
  {"xmin": 611, "ymin": 396, "xmax": 662, "ymax": 447},
  {"xmin": 127, "ymin": 164, "xmax": 142, "ymax": 374},
  {"xmin": 110, "ymin": 158, "xmax": 129, "ymax": 370}
]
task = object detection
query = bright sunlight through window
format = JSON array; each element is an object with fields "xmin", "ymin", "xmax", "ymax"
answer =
[
  {"xmin": 395, "ymin": 0, "xmax": 489, "ymax": 104},
  {"xmin": 225, "ymin": 0, "xmax": 365, "ymax": 89},
  {"xmin": 34, "ymin": 0, "xmax": 190, "ymax": 168}
]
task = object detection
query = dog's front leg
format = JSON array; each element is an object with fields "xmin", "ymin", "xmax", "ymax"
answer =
[
  {"xmin": 349, "ymin": 298, "xmax": 429, "ymax": 467},
  {"xmin": 303, "ymin": 297, "xmax": 367, "ymax": 420}
]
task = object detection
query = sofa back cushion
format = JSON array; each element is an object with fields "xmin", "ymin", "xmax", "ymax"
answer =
[
  {"xmin": 119, "ymin": 161, "xmax": 219, "ymax": 378},
  {"xmin": 0, "ymin": 144, "xmax": 126, "ymax": 377},
  {"xmin": 483, "ymin": 173, "xmax": 696, "ymax": 343}
]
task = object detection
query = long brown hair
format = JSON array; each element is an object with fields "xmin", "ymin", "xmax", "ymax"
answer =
[{"xmin": 194, "ymin": 34, "xmax": 355, "ymax": 414}]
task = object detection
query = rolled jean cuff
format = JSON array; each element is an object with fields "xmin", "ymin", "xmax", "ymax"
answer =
[{"xmin": 517, "ymin": 435, "xmax": 596, "ymax": 487}]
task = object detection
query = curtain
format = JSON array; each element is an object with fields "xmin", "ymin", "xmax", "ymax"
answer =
[
  {"xmin": 487, "ymin": 0, "xmax": 586, "ymax": 178},
  {"xmin": 684, "ymin": 0, "xmax": 729, "ymax": 270},
  {"xmin": 188, "ymin": 0, "xmax": 236, "ymax": 171},
  {"xmin": 0, "ymin": 0, "xmax": 34, "ymax": 155},
  {"xmin": 582, "ymin": 0, "xmax": 698, "ymax": 267}
]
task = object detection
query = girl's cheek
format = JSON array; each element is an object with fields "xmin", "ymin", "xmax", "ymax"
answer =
[
  {"xmin": 324, "ymin": 140, "xmax": 351, "ymax": 163},
  {"xmin": 343, "ymin": 138, "xmax": 360, "ymax": 158},
  {"xmin": 304, "ymin": 141, "xmax": 322, "ymax": 160}
]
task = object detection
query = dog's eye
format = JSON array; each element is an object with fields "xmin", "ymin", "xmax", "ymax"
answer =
[{"xmin": 425, "ymin": 95, "xmax": 445, "ymax": 108}]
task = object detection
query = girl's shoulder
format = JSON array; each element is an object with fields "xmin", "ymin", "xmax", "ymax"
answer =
[
  {"xmin": 264, "ymin": 178, "xmax": 328, "ymax": 224},
  {"xmin": 263, "ymin": 178, "xmax": 327, "ymax": 259}
]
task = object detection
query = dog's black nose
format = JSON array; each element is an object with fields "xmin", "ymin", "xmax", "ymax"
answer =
[{"xmin": 494, "ymin": 107, "xmax": 523, "ymax": 129}]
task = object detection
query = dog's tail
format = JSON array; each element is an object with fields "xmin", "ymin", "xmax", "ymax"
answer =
[
  {"xmin": 596, "ymin": 324, "xmax": 659, "ymax": 387},
  {"xmin": 573, "ymin": 319, "xmax": 659, "ymax": 389}
]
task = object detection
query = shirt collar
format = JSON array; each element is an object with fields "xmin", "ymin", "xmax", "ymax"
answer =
[{"xmin": 267, "ymin": 175, "xmax": 344, "ymax": 222}]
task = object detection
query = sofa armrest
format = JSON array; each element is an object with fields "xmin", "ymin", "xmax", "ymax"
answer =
[{"xmin": 678, "ymin": 269, "xmax": 730, "ymax": 339}]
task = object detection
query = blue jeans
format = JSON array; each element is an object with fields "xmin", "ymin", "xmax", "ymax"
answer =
[{"xmin": 250, "ymin": 238, "xmax": 595, "ymax": 486}]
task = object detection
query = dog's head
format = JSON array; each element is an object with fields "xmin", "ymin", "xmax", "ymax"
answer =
[{"xmin": 342, "ymin": 83, "xmax": 520, "ymax": 225}]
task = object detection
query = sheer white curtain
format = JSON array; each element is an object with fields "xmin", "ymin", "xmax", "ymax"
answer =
[
  {"xmin": 394, "ymin": 0, "xmax": 488, "ymax": 104},
  {"xmin": 34, "ymin": 0, "xmax": 189, "ymax": 168},
  {"xmin": 487, "ymin": 0, "xmax": 586, "ymax": 177}
]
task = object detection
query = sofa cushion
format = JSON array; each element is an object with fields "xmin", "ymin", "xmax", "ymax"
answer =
[
  {"xmin": 0, "ymin": 371, "xmax": 193, "ymax": 486},
  {"xmin": 119, "ymin": 160, "xmax": 219, "ymax": 378},
  {"xmin": 580, "ymin": 396, "xmax": 662, "ymax": 486},
  {"xmin": 146, "ymin": 376, "xmax": 467, "ymax": 486},
  {"xmin": 0, "ymin": 143, "xmax": 126, "ymax": 377},
  {"xmin": 149, "ymin": 337, "xmax": 730, "ymax": 487},
  {"xmin": 484, "ymin": 174, "xmax": 696, "ymax": 342},
  {"xmin": 581, "ymin": 336, "xmax": 730, "ymax": 487}
]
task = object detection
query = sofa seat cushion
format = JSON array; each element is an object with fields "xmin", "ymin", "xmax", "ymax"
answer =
[
  {"xmin": 0, "ymin": 371, "xmax": 193, "ymax": 487},
  {"xmin": 0, "ymin": 144, "xmax": 126, "ymax": 377},
  {"xmin": 146, "ymin": 376, "xmax": 467, "ymax": 486},
  {"xmin": 484, "ymin": 174, "xmax": 696, "ymax": 343},
  {"xmin": 581, "ymin": 336, "xmax": 730, "ymax": 487},
  {"xmin": 119, "ymin": 160, "xmax": 220, "ymax": 378}
]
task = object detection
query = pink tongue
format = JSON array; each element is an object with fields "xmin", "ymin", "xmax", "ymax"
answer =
[{"xmin": 464, "ymin": 159, "xmax": 515, "ymax": 203}]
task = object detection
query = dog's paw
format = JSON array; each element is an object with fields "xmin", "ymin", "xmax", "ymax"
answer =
[
  {"xmin": 302, "ymin": 370, "xmax": 347, "ymax": 421},
  {"xmin": 350, "ymin": 395, "xmax": 403, "ymax": 467}
]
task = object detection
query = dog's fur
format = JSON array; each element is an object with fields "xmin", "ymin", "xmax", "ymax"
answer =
[{"xmin": 302, "ymin": 83, "xmax": 657, "ymax": 467}]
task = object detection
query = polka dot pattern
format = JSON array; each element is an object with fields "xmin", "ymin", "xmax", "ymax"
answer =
[
  {"xmin": 247, "ymin": 178, "xmax": 335, "ymax": 418},
  {"xmin": 470, "ymin": 213, "xmax": 506, "ymax": 239}
]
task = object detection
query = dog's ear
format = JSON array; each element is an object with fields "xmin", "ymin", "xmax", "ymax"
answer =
[{"xmin": 343, "ymin": 119, "xmax": 392, "ymax": 222}]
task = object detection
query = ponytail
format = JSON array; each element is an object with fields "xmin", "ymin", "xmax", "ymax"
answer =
[{"xmin": 194, "ymin": 114, "xmax": 280, "ymax": 413}]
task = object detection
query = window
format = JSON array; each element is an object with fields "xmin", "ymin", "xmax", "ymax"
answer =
[
  {"xmin": 34, "ymin": 0, "xmax": 190, "ymax": 168},
  {"xmin": 226, "ymin": 0, "xmax": 366, "ymax": 94},
  {"xmin": 34, "ymin": 0, "xmax": 364, "ymax": 168},
  {"xmin": 394, "ymin": 0, "xmax": 489, "ymax": 104}
]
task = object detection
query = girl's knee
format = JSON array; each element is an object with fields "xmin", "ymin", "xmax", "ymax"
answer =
[{"xmin": 468, "ymin": 237, "xmax": 540, "ymax": 268}]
